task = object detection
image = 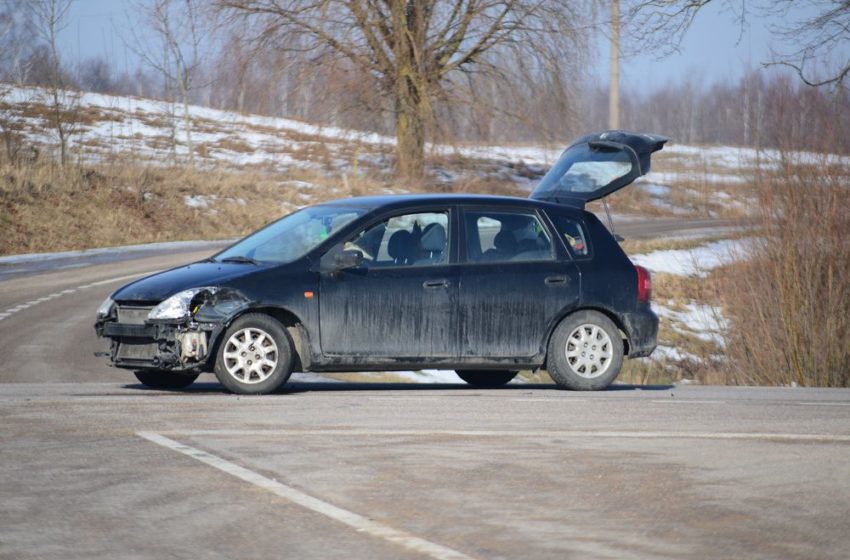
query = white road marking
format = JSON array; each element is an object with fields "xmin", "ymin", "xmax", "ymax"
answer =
[
  {"xmin": 137, "ymin": 431, "xmax": 474, "ymax": 560},
  {"xmin": 0, "ymin": 272, "xmax": 147, "ymax": 322},
  {"xmin": 510, "ymin": 398, "xmax": 590, "ymax": 403},
  {"xmin": 163, "ymin": 428, "xmax": 850, "ymax": 443},
  {"xmin": 797, "ymin": 402, "xmax": 850, "ymax": 407},
  {"xmin": 364, "ymin": 396, "xmax": 590, "ymax": 403},
  {"xmin": 650, "ymin": 399, "xmax": 727, "ymax": 405}
]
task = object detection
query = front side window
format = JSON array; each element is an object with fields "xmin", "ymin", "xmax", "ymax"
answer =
[
  {"xmin": 345, "ymin": 211, "xmax": 449, "ymax": 267},
  {"xmin": 464, "ymin": 209, "xmax": 553, "ymax": 263},
  {"xmin": 215, "ymin": 204, "xmax": 367, "ymax": 265}
]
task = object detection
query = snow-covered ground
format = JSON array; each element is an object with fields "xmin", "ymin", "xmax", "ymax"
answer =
[
  {"xmin": 2, "ymin": 85, "xmax": 563, "ymax": 179},
  {"xmin": 630, "ymin": 239, "xmax": 751, "ymax": 277},
  {"xmin": 655, "ymin": 302, "xmax": 728, "ymax": 345},
  {"xmin": 5, "ymin": 83, "xmax": 847, "ymax": 200}
]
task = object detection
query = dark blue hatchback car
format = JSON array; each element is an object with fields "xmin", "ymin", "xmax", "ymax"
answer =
[{"xmin": 96, "ymin": 131, "xmax": 665, "ymax": 393}]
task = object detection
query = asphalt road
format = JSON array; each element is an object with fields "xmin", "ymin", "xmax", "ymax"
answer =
[
  {"xmin": 1, "ymin": 383, "xmax": 849, "ymax": 559},
  {"xmin": 7, "ymin": 218, "xmax": 849, "ymax": 559}
]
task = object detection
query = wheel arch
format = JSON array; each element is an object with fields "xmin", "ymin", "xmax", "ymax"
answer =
[
  {"xmin": 543, "ymin": 306, "xmax": 631, "ymax": 368},
  {"xmin": 210, "ymin": 305, "xmax": 309, "ymax": 372}
]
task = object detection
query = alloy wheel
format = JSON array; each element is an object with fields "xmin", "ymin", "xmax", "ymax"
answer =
[
  {"xmin": 222, "ymin": 327, "xmax": 279, "ymax": 384},
  {"xmin": 565, "ymin": 324, "xmax": 613, "ymax": 379}
]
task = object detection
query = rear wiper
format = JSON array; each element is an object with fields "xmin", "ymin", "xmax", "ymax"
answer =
[{"xmin": 220, "ymin": 255, "xmax": 260, "ymax": 265}]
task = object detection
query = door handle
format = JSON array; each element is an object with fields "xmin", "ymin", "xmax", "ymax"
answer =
[
  {"xmin": 423, "ymin": 279, "xmax": 450, "ymax": 289},
  {"xmin": 544, "ymin": 275, "xmax": 569, "ymax": 286}
]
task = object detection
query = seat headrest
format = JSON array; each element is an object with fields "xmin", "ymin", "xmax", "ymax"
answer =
[
  {"xmin": 494, "ymin": 230, "xmax": 517, "ymax": 251},
  {"xmin": 420, "ymin": 224, "xmax": 447, "ymax": 252},
  {"xmin": 387, "ymin": 230, "xmax": 415, "ymax": 260}
]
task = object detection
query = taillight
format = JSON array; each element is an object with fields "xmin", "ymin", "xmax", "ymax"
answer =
[{"xmin": 635, "ymin": 265, "xmax": 652, "ymax": 303}]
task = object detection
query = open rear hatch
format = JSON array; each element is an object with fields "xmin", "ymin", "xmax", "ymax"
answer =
[{"xmin": 530, "ymin": 130, "xmax": 669, "ymax": 208}]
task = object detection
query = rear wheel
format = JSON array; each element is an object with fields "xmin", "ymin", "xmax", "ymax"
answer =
[
  {"xmin": 455, "ymin": 370, "xmax": 518, "ymax": 387},
  {"xmin": 214, "ymin": 313, "xmax": 295, "ymax": 395},
  {"xmin": 547, "ymin": 310, "xmax": 624, "ymax": 391},
  {"xmin": 133, "ymin": 370, "xmax": 199, "ymax": 390}
]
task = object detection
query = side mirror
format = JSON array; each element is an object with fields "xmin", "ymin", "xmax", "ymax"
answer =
[
  {"xmin": 335, "ymin": 249, "xmax": 364, "ymax": 270},
  {"xmin": 317, "ymin": 245, "xmax": 365, "ymax": 273}
]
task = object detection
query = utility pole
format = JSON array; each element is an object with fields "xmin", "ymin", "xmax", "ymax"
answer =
[{"xmin": 609, "ymin": 0, "xmax": 620, "ymax": 130}]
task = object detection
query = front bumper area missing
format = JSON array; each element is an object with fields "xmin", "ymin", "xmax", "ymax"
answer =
[{"xmin": 96, "ymin": 319, "xmax": 219, "ymax": 371}]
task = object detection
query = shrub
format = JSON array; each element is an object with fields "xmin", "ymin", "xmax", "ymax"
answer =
[{"xmin": 720, "ymin": 155, "xmax": 850, "ymax": 386}]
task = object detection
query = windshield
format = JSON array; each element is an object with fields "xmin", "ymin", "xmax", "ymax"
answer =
[
  {"xmin": 533, "ymin": 143, "xmax": 635, "ymax": 200},
  {"xmin": 215, "ymin": 205, "xmax": 367, "ymax": 265}
]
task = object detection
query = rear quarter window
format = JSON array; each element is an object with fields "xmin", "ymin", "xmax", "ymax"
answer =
[{"xmin": 550, "ymin": 215, "xmax": 591, "ymax": 257}]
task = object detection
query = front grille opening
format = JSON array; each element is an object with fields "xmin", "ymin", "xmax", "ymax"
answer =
[
  {"xmin": 116, "ymin": 306, "xmax": 154, "ymax": 325},
  {"xmin": 116, "ymin": 337, "xmax": 158, "ymax": 360}
]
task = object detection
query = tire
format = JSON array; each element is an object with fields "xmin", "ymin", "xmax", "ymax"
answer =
[
  {"xmin": 133, "ymin": 370, "xmax": 199, "ymax": 390},
  {"xmin": 455, "ymin": 370, "xmax": 518, "ymax": 387},
  {"xmin": 547, "ymin": 310, "xmax": 624, "ymax": 391},
  {"xmin": 214, "ymin": 313, "xmax": 295, "ymax": 395}
]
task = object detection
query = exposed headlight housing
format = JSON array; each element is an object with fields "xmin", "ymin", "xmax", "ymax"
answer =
[
  {"xmin": 96, "ymin": 296, "xmax": 114, "ymax": 318},
  {"xmin": 148, "ymin": 287, "xmax": 219, "ymax": 322}
]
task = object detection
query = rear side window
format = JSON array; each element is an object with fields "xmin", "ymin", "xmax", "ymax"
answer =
[
  {"xmin": 550, "ymin": 215, "xmax": 590, "ymax": 257},
  {"xmin": 464, "ymin": 209, "xmax": 554, "ymax": 263}
]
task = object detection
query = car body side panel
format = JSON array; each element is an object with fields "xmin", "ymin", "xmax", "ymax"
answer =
[
  {"xmin": 575, "ymin": 212, "xmax": 638, "ymax": 312},
  {"xmin": 572, "ymin": 211, "xmax": 658, "ymax": 356},
  {"xmin": 318, "ymin": 264, "xmax": 461, "ymax": 359},
  {"xmin": 457, "ymin": 262, "xmax": 580, "ymax": 360},
  {"xmin": 201, "ymin": 265, "xmax": 322, "ymax": 365}
]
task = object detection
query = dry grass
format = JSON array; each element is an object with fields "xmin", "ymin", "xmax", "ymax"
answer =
[
  {"xmin": 0, "ymin": 153, "xmax": 386, "ymax": 255},
  {"xmin": 715, "ymin": 158, "xmax": 850, "ymax": 387}
]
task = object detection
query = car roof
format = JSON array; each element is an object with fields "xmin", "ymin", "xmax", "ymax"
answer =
[{"xmin": 323, "ymin": 193, "xmax": 585, "ymax": 215}]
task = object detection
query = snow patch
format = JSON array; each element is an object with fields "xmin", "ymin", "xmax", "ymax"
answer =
[
  {"xmin": 644, "ymin": 171, "xmax": 751, "ymax": 186},
  {"xmin": 637, "ymin": 182, "xmax": 671, "ymax": 197},
  {"xmin": 184, "ymin": 194, "xmax": 215, "ymax": 209},
  {"xmin": 649, "ymin": 345, "xmax": 702, "ymax": 363},
  {"xmin": 631, "ymin": 239, "xmax": 751, "ymax": 277},
  {"xmin": 391, "ymin": 370, "xmax": 463, "ymax": 384},
  {"xmin": 655, "ymin": 302, "xmax": 728, "ymax": 345}
]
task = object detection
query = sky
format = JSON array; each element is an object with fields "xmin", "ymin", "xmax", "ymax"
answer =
[{"xmin": 55, "ymin": 0, "xmax": 848, "ymax": 94}]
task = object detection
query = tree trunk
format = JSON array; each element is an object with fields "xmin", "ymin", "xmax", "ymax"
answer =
[
  {"xmin": 51, "ymin": 88, "xmax": 66, "ymax": 166},
  {"xmin": 395, "ymin": 76, "xmax": 426, "ymax": 180},
  {"xmin": 180, "ymin": 78, "xmax": 195, "ymax": 168},
  {"xmin": 392, "ymin": 1, "xmax": 427, "ymax": 180}
]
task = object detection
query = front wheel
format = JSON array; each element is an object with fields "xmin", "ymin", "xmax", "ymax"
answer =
[
  {"xmin": 455, "ymin": 370, "xmax": 518, "ymax": 387},
  {"xmin": 547, "ymin": 310, "xmax": 624, "ymax": 391},
  {"xmin": 133, "ymin": 370, "xmax": 199, "ymax": 390},
  {"xmin": 214, "ymin": 313, "xmax": 295, "ymax": 394}
]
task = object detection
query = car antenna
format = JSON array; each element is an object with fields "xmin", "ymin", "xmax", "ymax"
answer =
[{"xmin": 603, "ymin": 199, "xmax": 624, "ymax": 242}]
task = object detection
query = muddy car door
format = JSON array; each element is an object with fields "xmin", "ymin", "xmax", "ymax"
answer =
[
  {"xmin": 457, "ymin": 206, "xmax": 580, "ymax": 360},
  {"xmin": 318, "ymin": 208, "xmax": 460, "ymax": 360},
  {"xmin": 530, "ymin": 130, "xmax": 668, "ymax": 207}
]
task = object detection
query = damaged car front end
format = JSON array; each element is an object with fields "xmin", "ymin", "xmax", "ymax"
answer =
[{"xmin": 95, "ymin": 287, "xmax": 250, "ymax": 372}]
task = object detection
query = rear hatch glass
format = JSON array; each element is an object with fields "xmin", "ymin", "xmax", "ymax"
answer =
[{"xmin": 530, "ymin": 131, "xmax": 668, "ymax": 206}]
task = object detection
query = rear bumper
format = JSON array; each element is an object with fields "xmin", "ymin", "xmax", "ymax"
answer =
[{"xmin": 621, "ymin": 307, "xmax": 658, "ymax": 358}]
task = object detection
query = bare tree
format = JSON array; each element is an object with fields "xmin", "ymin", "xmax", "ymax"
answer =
[
  {"xmin": 78, "ymin": 57, "xmax": 115, "ymax": 93},
  {"xmin": 130, "ymin": 0, "xmax": 206, "ymax": 167},
  {"xmin": 0, "ymin": 1, "xmax": 38, "ymax": 85},
  {"xmin": 29, "ymin": 0, "xmax": 78, "ymax": 166},
  {"xmin": 623, "ymin": 0, "xmax": 850, "ymax": 87},
  {"xmin": 216, "ymin": 0, "xmax": 587, "ymax": 179}
]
